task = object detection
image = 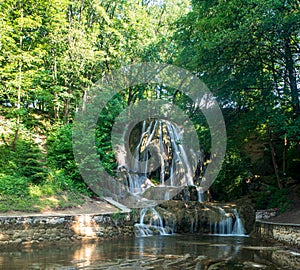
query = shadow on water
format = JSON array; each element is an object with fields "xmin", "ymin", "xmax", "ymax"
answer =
[{"xmin": 0, "ymin": 234, "xmax": 297, "ymax": 269}]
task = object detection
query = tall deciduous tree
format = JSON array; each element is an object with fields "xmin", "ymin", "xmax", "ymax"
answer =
[
  {"xmin": 175, "ymin": 0, "xmax": 300, "ymax": 188},
  {"xmin": 0, "ymin": 0, "xmax": 50, "ymax": 148}
]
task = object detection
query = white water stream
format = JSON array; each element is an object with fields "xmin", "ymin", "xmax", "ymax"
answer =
[{"xmin": 123, "ymin": 119, "xmax": 246, "ymax": 237}]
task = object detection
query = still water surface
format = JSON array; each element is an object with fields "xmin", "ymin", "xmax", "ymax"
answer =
[{"xmin": 0, "ymin": 235, "xmax": 294, "ymax": 269}]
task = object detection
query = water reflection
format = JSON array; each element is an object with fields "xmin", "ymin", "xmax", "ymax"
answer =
[
  {"xmin": 0, "ymin": 235, "xmax": 296, "ymax": 269},
  {"xmin": 134, "ymin": 235, "xmax": 245, "ymax": 261}
]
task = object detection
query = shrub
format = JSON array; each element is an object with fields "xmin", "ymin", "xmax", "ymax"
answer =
[
  {"xmin": 47, "ymin": 124, "xmax": 82, "ymax": 183},
  {"xmin": 211, "ymin": 148, "xmax": 250, "ymax": 201},
  {"xmin": 0, "ymin": 174, "xmax": 29, "ymax": 196},
  {"xmin": 254, "ymin": 186, "xmax": 289, "ymax": 212}
]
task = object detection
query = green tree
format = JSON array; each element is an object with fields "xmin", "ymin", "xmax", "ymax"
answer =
[
  {"xmin": 0, "ymin": 0, "xmax": 51, "ymax": 148},
  {"xmin": 175, "ymin": 0, "xmax": 300, "ymax": 190}
]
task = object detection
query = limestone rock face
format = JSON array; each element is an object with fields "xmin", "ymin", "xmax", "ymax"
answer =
[{"xmin": 157, "ymin": 199, "xmax": 255, "ymax": 234}]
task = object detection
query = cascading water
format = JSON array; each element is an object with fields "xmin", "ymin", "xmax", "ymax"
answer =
[
  {"xmin": 196, "ymin": 186, "xmax": 204, "ymax": 202},
  {"xmin": 125, "ymin": 119, "xmax": 197, "ymax": 196},
  {"xmin": 210, "ymin": 207, "xmax": 246, "ymax": 236},
  {"xmin": 127, "ymin": 119, "xmax": 201, "ymax": 237},
  {"xmin": 232, "ymin": 209, "xmax": 246, "ymax": 235},
  {"xmin": 119, "ymin": 119, "xmax": 247, "ymax": 237},
  {"xmin": 134, "ymin": 207, "xmax": 174, "ymax": 237}
]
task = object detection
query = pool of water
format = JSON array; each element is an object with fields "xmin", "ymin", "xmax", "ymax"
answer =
[{"xmin": 0, "ymin": 234, "xmax": 297, "ymax": 269}]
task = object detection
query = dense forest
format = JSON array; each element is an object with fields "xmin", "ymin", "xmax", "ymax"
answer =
[{"xmin": 0, "ymin": 0, "xmax": 299, "ymax": 212}]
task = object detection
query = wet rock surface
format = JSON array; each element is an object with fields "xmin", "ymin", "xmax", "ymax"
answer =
[{"xmin": 158, "ymin": 200, "xmax": 255, "ymax": 235}]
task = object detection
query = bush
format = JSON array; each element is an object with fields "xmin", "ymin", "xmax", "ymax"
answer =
[
  {"xmin": 47, "ymin": 124, "xmax": 82, "ymax": 183},
  {"xmin": 16, "ymin": 142, "xmax": 48, "ymax": 183},
  {"xmin": 0, "ymin": 174, "xmax": 29, "ymax": 196},
  {"xmin": 0, "ymin": 139, "xmax": 47, "ymax": 184},
  {"xmin": 254, "ymin": 186, "xmax": 289, "ymax": 212},
  {"xmin": 211, "ymin": 148, "xmax": 251, "ymax": 201}
]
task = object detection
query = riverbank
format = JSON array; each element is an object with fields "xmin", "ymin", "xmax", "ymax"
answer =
[
  {"xmin": 1, "ymin": 195, "xmax": 300, "ymax": 249},
  {"xmin": 255, "ymin": 220, "xmax": 300, "ymax": 249},
  {"xmin": 0, "ymin": 197, "xmax": 133, "ymax": 248},
  {"xmin": 254, "ymin": 189, "xmax": 300, "ymax": 249},
  {"xmin": 0, "ymin": 197, "xmax": 120, "ymax": 217}
]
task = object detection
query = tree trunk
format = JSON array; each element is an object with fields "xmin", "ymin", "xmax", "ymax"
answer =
[
  {"xmin": 11, "ymin": 125, "xmax": 19, "ymax": 152},
  {"xmin": 63, "ymin": 96, "xmax": 71, "ymax": 124},
  {"xmin": 54, "ymin": 92, "xmax": 59, "ymax": 119},
  {"xmin": 63, "ymin": 82, "xmax": 72, "ymax": 124},
  {"xmin": 268, "ymin": 127, "xmax": 282, "ymax": 189}
]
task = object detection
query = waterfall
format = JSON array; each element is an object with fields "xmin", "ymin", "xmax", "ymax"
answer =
[
  {"xmin": 134, "ymin": 207, "xmax": 173, "ymax": 237},
  {"xmin": 125, "ymin": 119, "xmax": 198, "ymax": 197},
  {"xmin": 164, "ymin": 190, "xmax": 170, "ymax": 200},
  {"xmin": 210, "ymin": 207, "xmax": 246, "ymax": 236},
  {"xmin": 196, "ymin": 186, "xmax": 204, "ymax": 202},
  {"xmin": 159, "ymin": 121, "xmax": 165, "ymax": 186},
  {"xmin": 232, "ymin": 209, "xmax": 246, "ymax": 235},
  {"xmin": 165, "ymin": 121, "xmax": 194, "ymax": 187}
]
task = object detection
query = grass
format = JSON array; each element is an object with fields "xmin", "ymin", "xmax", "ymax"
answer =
[
  {"xmin": 0, "ymin": 190, "xmax": 86, "ymax": 213},
  {"xmin": 0, "ymin": 166, "xmax": 92, "ymax": 212}
]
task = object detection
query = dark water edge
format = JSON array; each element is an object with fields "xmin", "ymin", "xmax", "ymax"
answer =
[{"xmin": 0, "ymin": 234, "xmax": 298, "ymax": 269}]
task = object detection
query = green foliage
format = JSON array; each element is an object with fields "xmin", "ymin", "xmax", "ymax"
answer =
[
  {"xmin": 95, "ymin": 95, "xmax": 126, "ymax": 176},
  {"xmin": 46, "ymin": 124, "xmax": 94, "ymax": 196},
  {"xmin": 17, "ymin": 143, "xmax": 48, "ymax": 183},
  {"xmin": 286, "ymin": 143, "xmax": 300, "ymax": 179},
  {"xmin": 0, "ymin": 189, "xmax": 86, "ymax": 212},
  {"xmin": 254, "ymin": 187, "xmax": 290, "ymax": 212},
  {"xmin": 111, "ymin": 211, "xmax": 127, "ymax": 222},
  {"xmin": 0, "ymin": 174, "xmax": 29, "ymax": 196},
  {"xmin": 47, "ymin": 124, "xmax": 82, "ymax": 182},
  {"xmin": 174, "ymin": 0, "xmax": 300, "ymax": 197},
  {"xmin": 211, "ymin": 148, "xmax": 251, "ymax": 201},
  {"xmin": 0, "ymin": 138, "xmax": 47, "ymax": 183},
  {"xmin": 0, "ymin": 0, "xmax": 299, "ymax": 209}
]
